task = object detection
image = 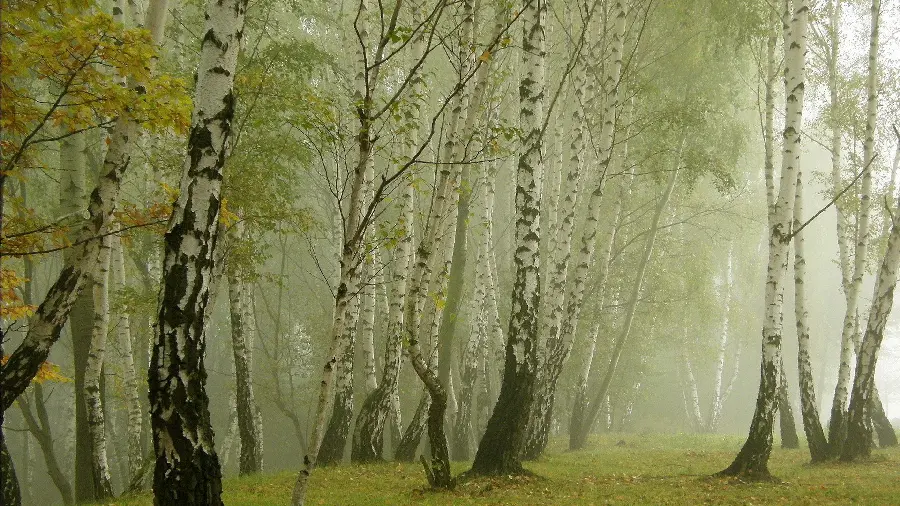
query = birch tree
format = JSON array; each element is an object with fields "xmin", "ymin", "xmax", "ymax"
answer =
[
  {"xmin": 469, "ymin": 0, "xmax": 546, "ymax": 476},
  {"xmin": 842, "ymin": 183, "xmax": 900, "ymax": 461},
  {"xmin": 83, "ymin": 234, "xmax": 113, "ymax": 498},
  {"xmin": 792, "ymin": 168, "xmax": 828, "ymax": 461},
  {"xmin": 827, "ymin": 0, "xmax": 879, "ymax": 456},
  {"xmin": 718, "ymin": 0, "xmax": 808, "ymax": 480},
  {"xmin": 148, "ymin": 0, "xmax": 249, "ymax": 502}
]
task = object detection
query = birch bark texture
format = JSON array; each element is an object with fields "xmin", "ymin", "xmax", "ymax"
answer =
[
  {"xmin": 351, "ymin": 39, "xmax": 421, "ymax": 458},
  {"xmin": 112, "ymin": 236, "xmax": 145, "ymax": 481},
  {"xmin": 84, "ymin": 234, "xmax": 113, "ymax": 499},
  {"xmin": 792, "ymin": 169, "xmax": 828, "ymax": 461},
  {"xmin": 719, "ymin": 0, "xmax": 807, "ymax": 479},
  {"xmin": 227, "ymin": 267, "xmax": 264, "ymax": 474},
  {"xmin": 470, "ymin": 0, "xmax": 545, "ymax": 476},
  {"xmin": 148, "ymin": 0, "xmax": 249, "ymax": 502},
  {"xmin": 842, "ymin": 188, "xmax": 900, "ymax": 461}
]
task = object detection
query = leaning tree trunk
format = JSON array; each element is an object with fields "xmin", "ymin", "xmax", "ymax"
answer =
[
  {"xmin": 0, "ymin": 428, "xmax": 20, "ymax": 506},
  {"xmin": 470, "ymin": 0, "xmax": 546, "ymax": 475},
  {"xmin": 574, "ymin": 152, "xmax": 679, "ymax": 448},
  {"xmin": 829, "ymin": 0, "xmax": 879, "ymax": 458},
  {"xmin": 842, "ymin": 186, "xmax": 900, "ymax": 461},
  {"xmin": 317, "ymin": 292, "xmax": 360, "ymax": 466},
  {"xmin": 227, "ymin": 267, "xmax": 264, "ymax": 474},
  {"xmin": 569, "ymin": 138, "xmax": 634, "ymax": 447},
  {"xmin": 552, "ymin": 0, "xmax": 631, "ymax": 455},
  {"xmin": 148, "ymin": 0, "xmax": 248, "ymax": 502},
  {"xmin": 84, "ymin": 234, "xmax": 114, "ymax": 498},
  {"xmin": 793, "ymin": 168, "xmax": 828, "ymax": 461},
  {"xmin": 870, "ymin": 384, "xmax": 898, "ymax": 447},
  {"xmin": 706, "ymin": 246, "xmax": 734, "ymax": 433},
  {"xmin": 841, "ymin": 0, "xmax": 890, "ymax": 462},
  {"xmin": 436, "ymin": 0, "xmax": 477, "ymax": 399},
  {"xmin": 291, "ymin": 0, "xmax": 378, "ymax": 500},
  {"xmin": 718, "ymin": 0, "xmax": 807, "ymax": 480},
  {"xmin": 14, "ymin": 270, "xmax": 74, "ymax": 505},
  {"xmin": 17, "ymin": 386, "xmax": 73, "ymax": 504}
]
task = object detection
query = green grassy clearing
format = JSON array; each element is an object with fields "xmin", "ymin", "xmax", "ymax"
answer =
[{"xmin": 101, "ymin": 433, "xmax": 900, "ymax": 505}]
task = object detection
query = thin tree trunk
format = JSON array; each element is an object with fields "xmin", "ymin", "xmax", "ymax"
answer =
[
  {"xmin": 60, "ymin": 126, "xmax": 98, "ymax": 503},
  {"xmin": 841, "ymin": 0, "xmax": 890, "ymax": 461},
  {"xmin": 777, "ymin": 361, "xmax": 800, "ymax": 449},
  {"xmin": 870, "ymin": 384, "xmax": 898, "ymax": 447},
  {"xmin": 112, "ymin": 236, "xmax": 144, "ymax": 480},
  {"xmin": 317, "ymin": 289, "xmax": 360, "ymax": 466},
  {"xmin": 0, "ymin": 5, "xmax": 170, "ymax": 481},
  {"xmin": 451, "ymin": 293, "xmax": 482, "ymax": 461},
  {"xmin": 569, "ymin": 323, "xmax": 599, "ymax": 442},
  {"xmin": 793, "ymin": 167, "xmax": 828, "ymax": 461},
  {"xmin": 523, "ymin": 23, "xmax": 589, "ymax": 461},
  {"xmin": 350, "ymin": 19, "xmax": 423, "ymax": 457},
  {"xmin": 84, "ymin": 233, "xmax": 113, "ymax": 498},
  {"xmin": 718, "ymin": 0, "xmax": 807, "ymax": 479},
  {"xmin": 290, "ymin": 0, "xmax": 376, "ymax": 497},
  {"xmin": 219, "ymin": 394, "xmax": 239, "ymax": 471},
  {"xmin": 707, "ymin": 246, "xmax": 734, "ymax": 432},
  {"xmin": 554, "ymin": 0, "xmax": 631, "ymax": 454},
  {"xmin": 574, "ymin": 152, "xmax": 680, "ymax": 448},
  {"xmin": 395, "ymin": 390, "xmax": 429, "ymax": 462},
  {"xmin": 227, "ymin": 269, "xmax": 264, "ymax": 474},
  {"xmin": 682, "ymin": 350, "xmax": 705, "ymax": 432},
  {"xmin": 148, "ymin": 0, "xmax": 248, "ymax": 502},
  {"xmin": 18, "ymin": 382, "xmax": 74, "ymax": 504}
]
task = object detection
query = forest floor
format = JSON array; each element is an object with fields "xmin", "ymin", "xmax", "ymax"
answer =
[{"xmin": 101, "ymin": 433, "xmax": 900, "ymax": 505}]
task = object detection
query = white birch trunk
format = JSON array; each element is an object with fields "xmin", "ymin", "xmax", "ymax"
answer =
[
  {"xmin": 721, "ymin": 0, "xmax": 807, "ymax": 477},
  {"xmin": 557, "ymin": 0, "xmax": 628, "ymax": 374},
  {"xmin": 707, "ymin": 246, "xmax": 733, "ymax": 432},
  {"xmin": 0, "ymin": 0, "xmax": 169, "ymax": 412},
  {"xmin": 843, "ymin": 178, "xmax": 900, "ymax": 460},
  {"xmin": 112, "ymin": 236, "xmax": 143, "ymax": 480},
  {"xmin": 292, "ymin": 0, "xmax": 375, "ymax": 498},
  {"xmin": 149, "ymin": 0, "xmax": 248, "ymax": 501},
  {"xmin": 84, "ymin": 234, "xmax": 113, "ymax": 499},
  {"xmin": 471, "ymin": 0, "xmax": 546, "ymax": 474},
  {"xmin": 227, "ymin": 266, "xmax": 264, "ymax": 474},
  {"xmin": 793, "ymin": 167, "xmax": 828, "ymax": 460}
]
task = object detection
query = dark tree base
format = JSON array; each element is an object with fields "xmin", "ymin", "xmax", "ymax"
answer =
[
  {"xmin": 396, "ymin": 393, "xmax": 429, "ymax": 463},
  {"xmin": 351, "ymin": 387, "xmax": 390, "ymax": 464},
  {"xmin": 422, "ymin": 390, "xmax": 453, "ymax": 489},
  {"xmin": 1, "ymin": 428, "xmax": 22, "ymax": 506},
  {"xmin": 827, "ymin": 406, "xmax": 847, "ymax": 458},
  {"xmin": 152, "ymin": 451, "xmax": 223, "ymax": 506},
  {"xmin": 318, "ymin": 397, "xmax": 353, "ymax": 466},
  {"xmin": 715, "ymin": 461, "xmax": 777, "ymax": 482},
  {"xmin": 872, "ymin": 402, "xmax": 898, "ymax": 448}
]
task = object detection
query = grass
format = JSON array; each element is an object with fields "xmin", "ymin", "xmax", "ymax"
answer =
[{"xmin": 100, "ymin": 433, "xmax": 900, "ymax": 505}]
